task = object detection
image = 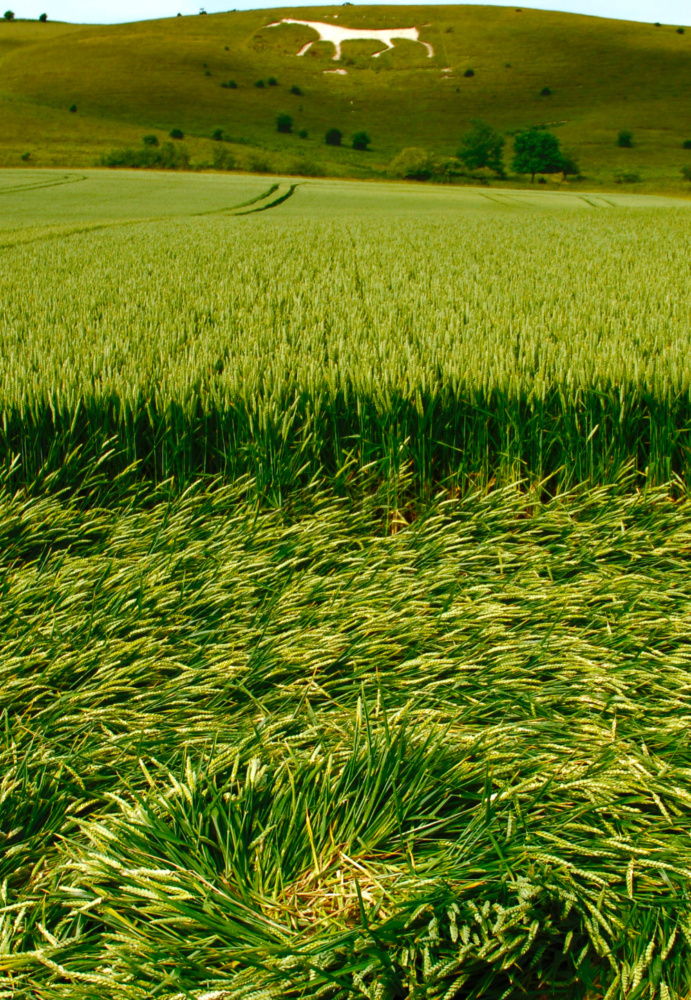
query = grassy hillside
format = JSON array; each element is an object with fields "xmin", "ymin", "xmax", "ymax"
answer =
[{"xmin": 1, "ymin": 5, "xmax": 690, "ymax": 190}]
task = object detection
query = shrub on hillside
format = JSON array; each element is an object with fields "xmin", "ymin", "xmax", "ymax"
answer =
[
  {"xmin": 212, "ymin": 146, "xmax": 235, "ymax": 170},
  {"xmin": 352, "ymin": 131, "xmax": 371, "ymax": 151},
  {"xmin": 142, "ymin": 135, "xmax": 159, "ymax": 146},
  {"xmin": 389, "ymin": 147, "xmax": 438, "ymax": 181},
  {"xmin": 69, "ymin": 104, "xmax": 77, "ymax": 113},
  {"xmin": 276, "ymin": 113, "xmax": 293, "ymax": 134},
  {"xmin": 617, "ymin": 129, "xmax": 633, "ymax": 147},
  {"xmin": 39, "ymin": 12, "xmax": 47, "ymax": 20},
  {"xmin": 298, "ymin": 128, "xmax": 308, "ymax": 139},
  {"xmin": 3, "ymin": 10, "xmax": 14, "ymax": 20},
  {"xmin": 170, "ymin": 129, "xmax": 184, "ymax": 139},
  {"xmin": 540, "ymin": 86, "xmax": 552, "ymax": 96},
  {"xmin": 677, "ymin": 27, "xmax": 685, "ymax": 34},
  {"xmin": 254, "ymin": 79, "xmax": 265, "ymax": 88},
  {"xmin": 221, "ymin": 80, "xmax": 237, "ymax": 89},
  {"xmin": 211, "ymin": 128, "xmax": 225, "ymax": 141},
  {"xmin": 458, "ymin": 119, "xmax": 505, "ymax": 176},
  {"xmin": 464, "ymin": 68, "xmax": 475, "ymax": 77},
  {"xmin": 287, "ymin": 157, "xmax": 326, "ymax": 176},
  {"xmin": 682, "ymin": 166, "xmax": 691, "ymax": 181},
  {"xmin": 614, "ymin": 169, "xmax": 641, "ymax": 183},
  {"xmin": 325, "ymin": 128, "xmax": 342, "ymax": 146},
  {"xmin": 683, "ymin": 139, "xmax": 691, "ymax": 149},
  {"xmin": 100, "ymin": 142, "xmax": 190, "ymax": 170},
  {"xmin": 290, "ymin": 85, "xmax": 302, "ymax": 96},
  {"xmin": 268, "ymin": 76, "xmax": 278, "ymax": 86}
]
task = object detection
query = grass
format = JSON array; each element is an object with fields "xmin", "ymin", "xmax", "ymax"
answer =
[
  {"xmin": 2, "ymin": 473, "xmax": 691, "ymax": 998},
  {"xmin": 2, "ymin": 170, "xmax": 691, "ymax": 998},
  {"xmin": 0, "ymin": 170, "xmax": 690, "ymax": 494},
  {"xmin": 0, "ymin": 6, "xmax": 690, "ymax": 191}
]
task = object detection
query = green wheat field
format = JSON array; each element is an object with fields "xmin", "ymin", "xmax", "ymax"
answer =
[{"xmin": 2, "ymin": 168, "xmax": 691, "ymax": 1000}]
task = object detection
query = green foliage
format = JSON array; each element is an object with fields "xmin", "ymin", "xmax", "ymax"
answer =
[
  {"xmin": 221, "ymin": 79, "xmax": 237, "ymax": 89},
  {"xmin": 617, "ymin": 128, "xmax": 634, "ymax": 147},
  {"xmin": 169, "ymin": 127, "xmax": 184, "ymax": 139},
  {"xmin": 142, "ymin": 133, "xmax": 158, "ymax": 146},
  {"xmin": 325, "ymin": 127, "xmax": 342, "ymax": 146},
  {"xmin": 69, "ymin": 103, "xmax": 77, "ymax": 112},
  {"xmin": 540, "ymin": 85, "xmax": 552, "ymax": 96},
  {"xmin": 464, "ymin": 67, "xmax": 475, "ymax": 77},
  {"xmin": 388, "ymin": 146, "xmax": 438, "ymax": 180},
  {"xmin": 683, "ymin": 139, "xmax": 691, "ymax": 149},
  {"xmin": 38, "ymin": 11, "xmax": 47, "ymax": 20},
  {"xmin": 512, "ymin": 126, "xmax": 566, "ymax": 181},
  {"xmin": 254, "ymin": 78, "xmax": 265, "ymax": 88},
  {"xmin": 2, "ymin": 199, "xmax": 691, "ymax": 491},
  {"xmin": 276, "ymin": 112, "xmax": 292, "ymax": 134},
  {"xmin": 100, "ymin": 141, "xmax": 190, "ymax": 168},
  {"xmin": 267, "ymin": 75, "xmax": 278, "ymax": 86},
  {"xmin": 615, "ymin": 169, "xmax": 642, "ymax": 183},
  {"xmin": 2, "ymin": 478, "xmax": 691, "ymax": 998},
  {"xmin": 351, "ymin": 130, "xmax": 370, "ymax": 151},
  {"xmin": 298, "ymin": 127, "xmax": 308, "ymax": 139},
  {"xmin": 682, "ymin": 165, "xmax": 691, "ymax": 181},
  {"xmin": 3, "ymin": 9, "xmax": 14, "ymax": 20},
  {"xmin": 290, "ymin": 84, "xmax": 302, "ymax": 96},
  {"xmin": 211, "ymin": 127, "xmax": 224, "ymax": 141},
  {"xmin": 458, "ymin": 119, "xmax": 505, "ymax": 175}
]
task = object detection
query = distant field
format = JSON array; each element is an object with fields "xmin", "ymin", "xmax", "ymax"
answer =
[
  {"xmin": 2, "ymin": 171, "xmax": 691, "ymax": 1000},
  {"xmin": 1, "ymin": 169, "xmax": 690, "ymax": 491},
  {"xmin": 0, "ymin": 5, "xmax": 690, "ymax": 191}
]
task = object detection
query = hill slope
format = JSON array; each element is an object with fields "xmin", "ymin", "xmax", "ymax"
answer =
[{"xmin": 1, "ymin": 4, "xmax": 690, "ymax": 189}]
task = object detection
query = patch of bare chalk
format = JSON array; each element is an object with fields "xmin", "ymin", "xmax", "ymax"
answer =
[{"xmin": 265, "ymin": 18, "xmax": 434, "ymax": 61}]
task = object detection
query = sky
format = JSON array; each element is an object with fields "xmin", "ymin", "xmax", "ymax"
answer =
[{"xmin": 11, "ymin": 0, "xmax": 691, "ymax": 26}]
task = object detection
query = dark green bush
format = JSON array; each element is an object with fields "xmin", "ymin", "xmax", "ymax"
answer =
[
  {"xmin": 325, "ymin": 128, "xmax": 342, "ymax": 146},
  {"xmin": 464, "ymin": 68, "xmax": 475, "ymax": 77},
  {"xmin": 211, "ymin": 128, "xmax": 224, "ymax": 141},
  {"xmin": 290, "ymin": 85, "xmax": 302, "ymax": 96},
  {"xmin": 683, "ymin": 140, "xmax": 691, "ymax": 149},
  {"xmin": 170, "ymin": 128, "xmax": 184, "ymax": 139},
  {"xmin": 142, "ymin": 135, "xmax": 159, "ymax": 146},
  {"xmin": 682, "ymin": 165, "xmax": 691, "ymax": 181},
  {"xmin": 268, "ymin": 76, "xmax": 278, "ymax": 86},
  {"xmin": 614, "ymin": 169, "xmax": 641, "ymax": 183},
  {"xmin": 298, "ymin": 128, "xmax": 308, "ymax": 139},
  {"xmin": 352, "ymin": 130, "xmax": 371, "ymax": 151},
  {"xmin": 38, "ymin": 12, "xmax": 47, "ymax": 20},
  {"xmin": 617, "ymin": 129, "xmax": 633, "ymax": 148},
  {"xmin": 69, "ymin": 104, "xmax": 77, "ymax": 113},
  {"xmin": 254, "ymin": 79, "xmax": 265, "ymax": 88},
  {"xmin": 221, "ymin": 80, "xmax": 237, "ymax": 89},
  {"xmin": 3, "ymin": 10, "xmax": 14, "ymax": 20},
  {"xmin": 100, "ymin": 142, "xmax": 190, "ymax": 170},
  {"xmin": 540, "ymin": 86, "xmax": 552, "ymax": 96},
  {"xmin": 276, "ymin": 113, "xmax": 293, "ymax": 134}
]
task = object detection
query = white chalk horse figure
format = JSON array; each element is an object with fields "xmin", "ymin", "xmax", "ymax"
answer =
[{"xmin": 265, "ymin": 18, "xmax": 434, "ymax": 61}]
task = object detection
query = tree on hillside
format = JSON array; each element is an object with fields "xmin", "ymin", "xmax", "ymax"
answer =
[
  {"xmin": 3, "ymin": 10, "xmax": 14, "ymax": 19},
  {"xmin": 458, "ymin": 120, "xmax": 505, "ymax": 176},
  {"xmin": 276, "ymin": 113, "xmax": 293, "ymax": 134},
  {"xmin": 325, "ymin": 128, "xmax": 342, "ymax": 147},
  {"xmin": 39, "ymin": 12, "xmax": 47, "ymax": 20},
  {"xmin": 512, "ymin": 127, "xmax": 566, "ymax": 182},
  {"xmin": 617, "ymin": 129, "xmax": 633, "ymax": 148},
  {"xmin": 352, "ymin": 131, "xmax": 371, "ymax": 151}
]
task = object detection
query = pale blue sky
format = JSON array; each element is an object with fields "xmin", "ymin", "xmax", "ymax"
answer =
[{"xmin": 11, "ymin": 0, "xmax": 691, "ymax": 26}]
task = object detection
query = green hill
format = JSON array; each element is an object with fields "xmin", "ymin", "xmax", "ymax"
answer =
[{"xmin": 1, "ymin": 4, "xmax": 690, "ymax": 190}]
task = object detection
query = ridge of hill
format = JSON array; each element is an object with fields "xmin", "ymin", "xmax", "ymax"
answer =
[{"xmin": 1, "ymin": 4, "xmax": 690, "ymax": 191}]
